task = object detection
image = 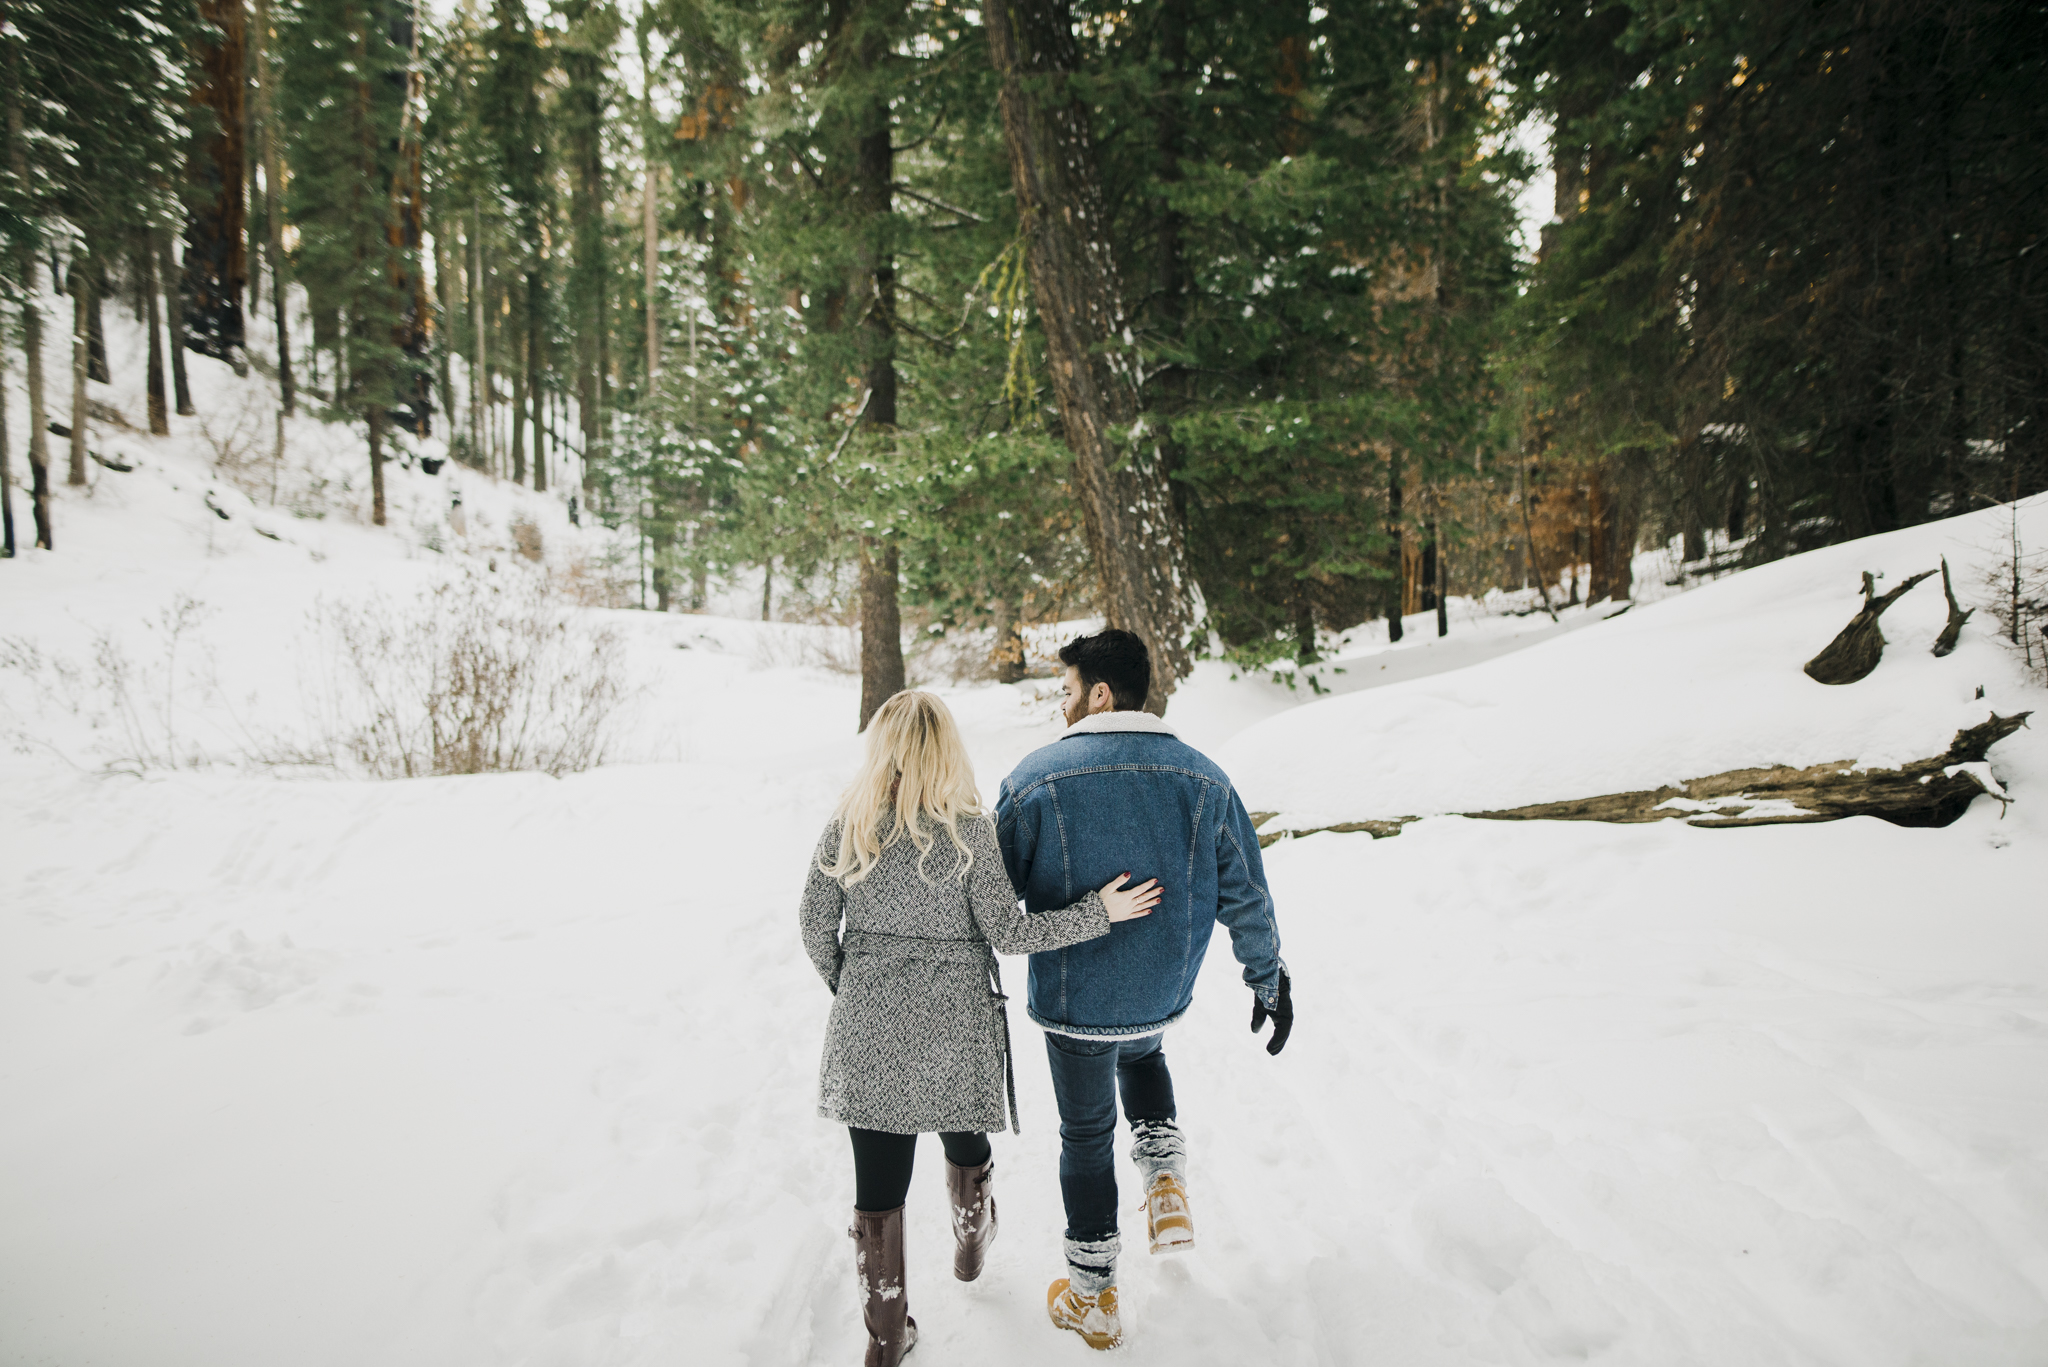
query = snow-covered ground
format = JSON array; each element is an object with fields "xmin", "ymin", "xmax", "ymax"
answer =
[{"xmin": 3, "ymin": 318, "xmax": 2047, "ymax": 1365}]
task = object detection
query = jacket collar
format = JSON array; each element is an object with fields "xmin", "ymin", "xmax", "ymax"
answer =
[{"xmin": 1060, "ymin": 710, "xmax": 1178, "ymax": 739}]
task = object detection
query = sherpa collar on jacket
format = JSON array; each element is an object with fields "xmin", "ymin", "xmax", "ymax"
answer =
[{"xmin": 1060, "ymin": 710, "xmax": 1178, "ymax": 739}]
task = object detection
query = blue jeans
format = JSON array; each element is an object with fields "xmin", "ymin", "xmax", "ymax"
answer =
[{"xmin": 1044, "ymin": 1031, "xmax": 1177, "ymax": 1241}]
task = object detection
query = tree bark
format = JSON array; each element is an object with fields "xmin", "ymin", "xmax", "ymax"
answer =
[
  {"xmin": 184, "ymin": 0, "xmax": 248, "ymax": 360},
  {"xmin": 1420, "ymin": 526, "xmax": 1438, "ymax": 611},
  {"xmin": 852, "ymin": 31, "xmax": 905, "ymax": 732},
  {"xmin": 85, "ymin": 266, "xmax": 108, "ymax": 384},
  {"xmin": 1434, "ymin": 512, "xmax": 1449, "ymax": 638},
  {"xmin": 639, "ymin": 29, "xmax": 659, "ymax": 390},
  {"xmin": 858, "ymin": 537, "xmax": 906, "ymax": 730},
  {"xmin": 6, "ymin": 30, "xmax": 49, "ymax": 547},
  {"xmin": 1804, "ymin": 568, "xmax": 1936, "ymax": 685},
  {"xmin": 471, "ymin": 207, "xmax": 487, "ymax": 468},
  {"xmin": 984, "ymin": 0, "xmax": 1197, "ymax": 714},
  {"xmin": 255, "ymin": 0, "xmax": 293, "ymax": 415},
  {"xmin": 0, "ymin": 323, "xmax": 11, "ymax": 556},
  {"xmin": 991, "ymin": 597, "xmax": 1027, "ymax": 682},
  {"xmin": 1386, "ymin": 452, "xmax": 1404, "ymax": 640},
  {"xmin": 142, "ymin": 234, "xmax": 169, "ymax": 434},
  {"xmin": 528, "ymin": 271, "xmax": 545, "ymax": 492},
  {"xmin": 160, "ymin": 232, "xmax": 194, "ymax": 415},
  {"xmin": 510, "ymin": 322, "xmax": 527, "ymax": 485},
  {"xmin": 1518, "ymin": 459, "xmax": 1558, "ymax": 622},
  {"xmin": 1931, "ymin": 555, "xmax": 1973, "ymax": 658},
  {"xmin": 432, "ymin": 216, "xmax": 454, "ymax": 428},
  {"xmin": 69, "ymin": 263, "xmax": 88, "ymax": 485},
  {"xmin": 368, "ymin": 402, "xmax": 386, "ymax": 526}
]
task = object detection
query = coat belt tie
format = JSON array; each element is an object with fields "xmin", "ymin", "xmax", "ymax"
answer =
[{"xmin": 839, "ymin": 930, "xmax": 1022, "ymax": 1134}]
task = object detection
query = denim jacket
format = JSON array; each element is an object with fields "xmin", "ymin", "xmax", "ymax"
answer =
[{"xmin": 994, "ymin": 710, "xmax": 1285, "ymax": 1038}]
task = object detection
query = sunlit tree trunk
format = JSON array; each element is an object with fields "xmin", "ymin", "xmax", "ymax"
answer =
[{"xmin": 984, "ymin": 0, "xmax": 1197, "ymax": 713}]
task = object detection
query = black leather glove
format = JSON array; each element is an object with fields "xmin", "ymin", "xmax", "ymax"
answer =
[{"xmin": 1250, "ymin": 970, "xmax": 1293, "ymax": 1055}]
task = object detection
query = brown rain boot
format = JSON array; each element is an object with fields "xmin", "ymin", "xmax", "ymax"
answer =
[
  {"xmin": 944, "ymin": 1156, "xmax": 998, "ymax": 1281},
  {"xmin": 850, "ymin": 1206, "xmax": 917, "ymax": 1366}
]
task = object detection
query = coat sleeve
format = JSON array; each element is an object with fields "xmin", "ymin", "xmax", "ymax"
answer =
[
  {"xmin": 799, "ymin": 822, "xmax": 848, "ymax": 994},
  {"xmin": 993, "ymin": 773, "xmax": 1033, "ymax": 894},
  {"xmin": 1216, "ymin": 787, "xmax": 1286, "ymax": 1007},
  {"xmin": 966, "ymin": 816, "xmax": 1109, "ymax": 955}
]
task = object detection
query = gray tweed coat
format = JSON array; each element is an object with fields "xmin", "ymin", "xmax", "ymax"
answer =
[{"xmin": 800, "ymin": 812, "xmax": 1110, "ymax": 1135}]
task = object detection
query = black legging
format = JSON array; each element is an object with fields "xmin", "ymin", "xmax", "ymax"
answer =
[{"xmin": 850, "ymin": 1127, "xmax": 993, "ymax": 1212}]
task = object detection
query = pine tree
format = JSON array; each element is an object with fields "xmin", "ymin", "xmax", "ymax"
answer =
[{"xmin": 280, "ymin": 0, "xmax": 431, "ymax": 525}]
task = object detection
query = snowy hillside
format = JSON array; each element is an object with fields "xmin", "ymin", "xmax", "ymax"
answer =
[
  {"xmin": 4, "ymin": 331, "xmax": 2047, "ymax": 1365},
  {"xmin": 1224, "ymin": 497, "xmax": 2048, "ymax": 830}
]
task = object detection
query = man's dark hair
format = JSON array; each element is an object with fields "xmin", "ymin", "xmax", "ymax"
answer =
[{"xmin": 1059, "ymin": 629, "xmax": 1151, "ymax": 711}]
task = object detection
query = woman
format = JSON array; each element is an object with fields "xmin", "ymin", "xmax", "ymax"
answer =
[{"xmin": 799, "ymin": 690, "xmax": 1159, "ymax": 1367}]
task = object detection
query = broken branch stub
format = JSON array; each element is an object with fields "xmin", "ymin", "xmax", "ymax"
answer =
[
  {"xmin": 1803, "ymin": 568, "xmax": 1937, "ymax": 684},
  {"xmin": 1931, "ymin": 556, "xmax": 1974, "ymax": 658}
]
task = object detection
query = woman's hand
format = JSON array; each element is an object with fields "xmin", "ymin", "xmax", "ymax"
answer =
[{"xmin": 1100, "ymin": 873, "xmax": 1162, "ymax": 923}]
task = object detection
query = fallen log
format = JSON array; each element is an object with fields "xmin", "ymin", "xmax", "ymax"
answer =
[
  {"xmin": 1804, "ymin": 568, "xmax": 1936, "ymax": 684},
  {"xmin": 1252, "ymin": 712, "xmax": 2029, "ymax": 846},
  {"xmin": 1931, "ymin": 557, "xmax": 1974, "ymax": 657}
]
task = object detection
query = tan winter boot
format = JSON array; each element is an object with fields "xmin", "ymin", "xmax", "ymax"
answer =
[
  {"xmin": 850, "ymin": 1206, "xmax": 917, "ymax": 1367},
  {"xmin": 1145, "ymin": 1171, "xmax": 1195, "ymax": 1255},
  {"xmin": 944, "ymin": 1156, "xmax": 997, "ymax": 1281},
  {"xmin": 1047, "ymin": 1278, "xmax": 1123, "ymax": 1350}
]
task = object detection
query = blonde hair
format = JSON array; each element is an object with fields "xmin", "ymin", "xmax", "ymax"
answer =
[{"xmin": 821, "ymin": 690, "xmax": 984, "ymax": 887}]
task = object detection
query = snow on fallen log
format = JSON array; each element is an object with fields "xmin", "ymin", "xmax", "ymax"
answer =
[{"xmin": 1252, "ymin": 711, "xmax": 2029, "ymax": 845}]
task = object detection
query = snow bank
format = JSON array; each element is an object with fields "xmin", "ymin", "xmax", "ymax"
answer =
[{"xmin": 1220, "ymin": 498, "xmax": 2048, "ymax": 829}]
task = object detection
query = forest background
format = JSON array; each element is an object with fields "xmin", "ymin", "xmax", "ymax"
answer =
[{"xmin": 2, "ymin": 0, "xmax": 2042, "ymax": 727}]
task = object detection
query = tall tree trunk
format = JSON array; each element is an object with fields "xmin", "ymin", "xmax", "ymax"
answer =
[
  {"xmin": 185, "ymin": 0, "xmax": 249, "ymax": 359},
  {"xmin": 984, "ymin": 0, "xmax": 1197, "ymax": 713},
  {"xmin": 433, "ymin": 217, "xmax": 455, "ymax": 429},
  {"xmin": 1586, "ymin": 466, "xmax": 1612, "ymax": 603},
  {"xmin": 1420, "ymin": 524, "xmax": 1438, "ymax": 611},
  {"xmin": 160, "ymin": 231, "xmax": 194, "ymax": 414},
  {"xmin": 0, "ymin": 340, "xmax": 11, "ymax": 557},
  {"xmin": 1386, "ymin": 452, "xmax": 1404, "ymax": 640},
  {"xmin": 991, "ymin": 597, "xmax": 1027, "ymax": 682},
  {"xmin": 471, "ymin": 207, "xmax": 487, "ymax": 468},
  {"xmin": 368, "ymin": 402, "xmax": 386, "ymax": 526},
  {"xmin": 255, "ymin": 0, "xmax": 292, "ymax": 414},
  {"xmin": 142, "ymin": 234, "xmax": 169, "ymax": 434},
  {"xmin": 23, "ymin": 260, "xmax": 51, "ymax": 544},
  {"xmin": 641, "ymin": 60, "xmax": 659, "ymax": 388},
  {"xmin": 25, "ymin": 255, "xmax": 51, "ymax": 542},
  {"xmin": 510, "ymin": 321, "xmax": 527, "ymax": 485},
  {"xmin": 1435, "ymin": 513, "xmax": 1449, "ymax": 638},
  {"xmin": 528, "ymin": 270, "xmax": 545, "ymax": 492},
  {"xmin": 69, "ymin": 261, "xmax": 89, "ymax": 485},
  {"xmin": 6, "ymin": 26, "xmax": 49, "ymax": 547},
  {"xmin": 858, "ymin": 538, "xmax": 905, "ymax": 726},
  {"xmin": 85, "ymin": 266, "xmax": 108, "ymax": 383},
  {"xmin": 854, "ymin": 30, "xmax": 905, "ymax": 734}
]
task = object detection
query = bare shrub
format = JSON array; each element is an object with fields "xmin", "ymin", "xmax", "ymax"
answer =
[
  {"xmin": 0, "ymin": 595, "xmax": 220, "ymax": 773},
  {"xmin": 307, "ymin": 573, "xmax": 628, "ymax": 778},
  {"xmin": 1983, "ymin": 505, "xmax": 2048, "ymax": 683},
  {"xmin": 549, "ymin": 551, "xmax": 639, "ymax": 609},
  {"xmin": 511, "ymin": 516, "xmax": 544, "ymax": 563},
  {"xmin": 198, "ymin": 389, "xmax": 273, "ymax": 501}
]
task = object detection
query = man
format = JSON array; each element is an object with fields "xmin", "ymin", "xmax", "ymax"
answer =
[{"xmin": 995, "ymin": 628, "xmax": 1294, "ymax": 1351}]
